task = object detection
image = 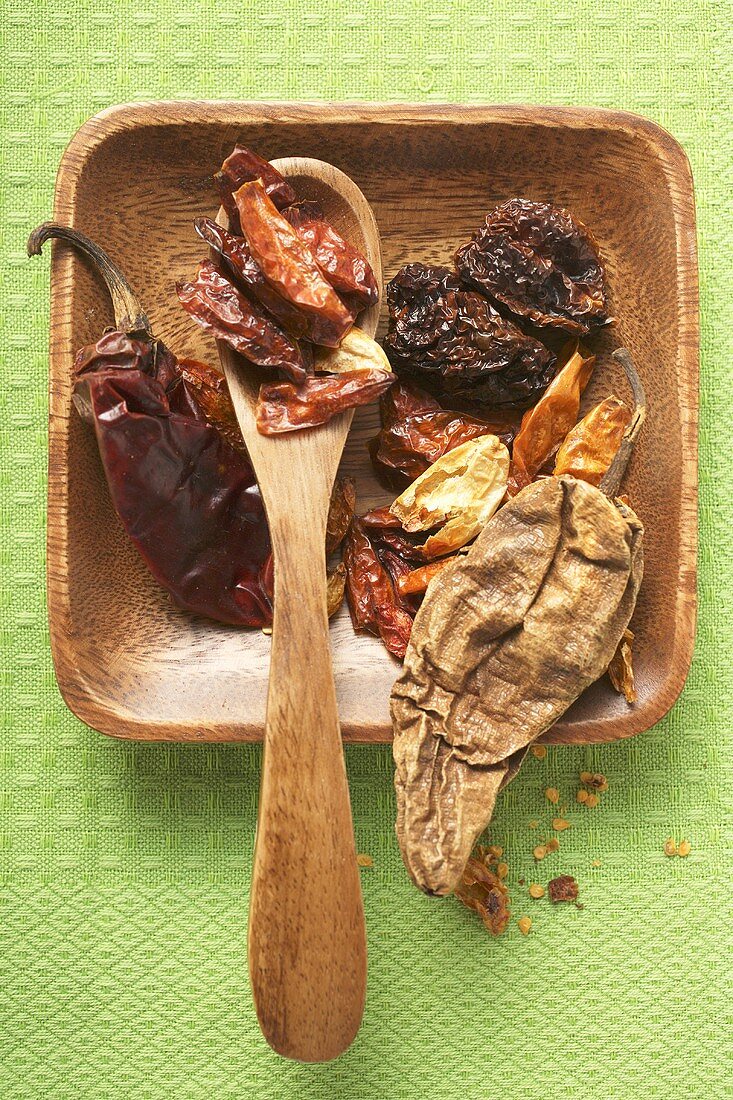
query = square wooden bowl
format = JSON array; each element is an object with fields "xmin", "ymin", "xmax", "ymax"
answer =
[{"xmin": 46, "ymin": 102, "xmax": 698, "ymax": 744}]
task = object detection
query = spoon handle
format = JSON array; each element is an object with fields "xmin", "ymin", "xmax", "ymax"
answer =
[{"xmin": 248, "ymin": 520, "xmax": 367, "ymax": 1062}]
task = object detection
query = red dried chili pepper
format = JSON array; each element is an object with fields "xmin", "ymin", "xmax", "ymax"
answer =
[
  {"xmin": 29, "ymin": 223, "xmax": 274, "ymax": 628},
  {"xmin": 256, "ymin": 369, "xmax": 393, "ymax": 435},
  {"xmin": 281, "ymin": 200, "xmax": 379, "ymax": 310},
  {"xmin": 176, "ymin": 260, "xmax": 308, "ymax": 383},
  {"xmin": 215, "ymin": 144, "xmax": 296, "ymax": 232},
  {"xmin": 343, "ymin": 519, "xmax": 414, "ymax": 659},
  {"xmin": 194, "ymin": 217, "xmax": 313, "ymax": 344},
  {"xmin": 234, "ymin": 179, "xmax": 355, "ymax": 347}
]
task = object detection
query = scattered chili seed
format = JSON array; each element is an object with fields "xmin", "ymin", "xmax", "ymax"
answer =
[
  {"xmin": 533, "ymin": 844, "xmax": 548, "ymax": 861},
  {"xmin": 580, "ymin": 771, "xmax": 593, "ymax": 784},
  {"xmin": 531, "ymin": 745, "xmax": 547, "ymax": 760},
  {"xmin": 356, "ymin": 853, "xmax": 373, "ymax": 868},
  {"xmin": 588, "ymin": 773, "xmax": 608, "ymax": 791},
  {"xmin": 546, "ymin": 838, "xmax": 560, "ymax": 852},
  {"xmin": 577, "ymin": 789, "xmax": 589, "ymax": 803},
  {"xmin": 591, "ymin": 859, "xmax": 602, "ymax": 868},
  {"xmin": 545, "ymin": 787, "xmax": 560, "ymax": 804},
  {"xmin": 529, "ymin": 883, "xmax": 545, "ymax": 899},
  {"xmin": 552, "ymin": 817, "xmax": 571, "ymax": 831},
  {"xmin": 486, "ymin": 844, "xmax": 504, "ymax": 859},
  {"xmin": 497, "ymin": 862, "xmax": 509, "ymax": 879},
  {"xmin": 261, "ymin": 626, "xmax": 273, "ymax": 635},
  {"xmin": 678, "ymin": 839, "xmax": 692, "ymax": 857},
  {"xmin": 585, "ymin": 793, "xmax": 599, "ymax": 808},
  {"xmin": 663, "ymin": 837, "xmax": 677, "ymax": 857},
  {"xmin": 548, "ymin": 874, "xmax": 579, "ymax": 903},
  {"xmin": 517, "ymin": 917, "xmax": 532, "ymax": 935},
  {"xmin": 529, "ymin": 820, "xmax": 539, "ymax": 829}
]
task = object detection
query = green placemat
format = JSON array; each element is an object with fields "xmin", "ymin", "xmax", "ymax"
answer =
[{"xmin": 1, "ymin": 2, "xmax": 731, "ymax": 1097}]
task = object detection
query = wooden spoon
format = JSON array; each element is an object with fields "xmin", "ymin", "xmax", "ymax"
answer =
[{"xmin": 214, "ymin": 158, "xmax": 381, "ymax": 1062}]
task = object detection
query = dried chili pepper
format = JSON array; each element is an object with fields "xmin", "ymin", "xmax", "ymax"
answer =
[
  {"xmin": 384, "ymin": 263, "xmax": 556, "ymax": 407},
  {"xmin": 508, "ymin": 341, "xmax": 595, "ymax": 495},
  {"xmin": 553, "ymin": 396, "xmax": 632, "ymax": 485},
  {"xmin": 396, "ymin": 556, "xmax": 460, "ymax": 597},
  {"xmin": 176, "ymin": 260, "xmax": 308, "ymax": 383},
  {"xmin": 378, "ymin": 550, "xmax": 420, "ymax": 619},
  {"xmin": 326, "ymin": 563, "xmax": 347, "ymax": 618},
  {"xmin": 172, "ymin": 357, "xmax": 246, "ymax": 453},
  {"xmin": 256, "ymin": 369, "xmax": 393, "ymax": 435},
  {"xmin": 194, "ymin": 217, "xmax": 312, "ymax": 343},
  {"xmin": 215, "ymin": 144, "xmax": 296, "ymax": 232},
  {"xmin": 281, "ymin": 201, "xmax": 379, "ymax": 310},
  {"xmin": 234, "ymin": 179, "xmax": 354, "ymax": 347},
  {"xmin": 608, "ymin": 627, "xmax": 636, "ymax": 703},
  {"xmin": 326, "ymin": 476, "xmax": 356, "ymax": 554},
  {"xmin": 313, "ymin": 326, "xmax": 391, "ymax": 374},
  {"xmin": 28, "ymin": 223, "xmax": 275, "ymax": 628},
  {"xmin": 390, "ymin": 434, "xmax": 510, "ymax": 558},
  {"xmin": 454, "ymin": 849, "xmax": 511, "ymax": 935},
  {"xmin": 343, "ymin": 519, "xmax": 414, "ymax": 659},
  {"xmin": 455, "ymin": 198, "xmax": 610, "ymax": 334},
  {"xmin": 392, "ymin": 472, "xmax": 644, "ymax": 895}
]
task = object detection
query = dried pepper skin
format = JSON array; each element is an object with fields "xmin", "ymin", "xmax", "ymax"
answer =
[
  {"xmin": 170, "ymin": 357, "xmax": 246, "ymax": 454},
  {"xmin": 343, "ymin": 519, "xmax": 414, "ymax": 659},
  {"xmin": 384, "ymin": 263, "xmax": 556, "ymax": 408},
  {"xmin": 194, "ymin": 217, "xmax": 312, "ymax": 342},
  {"xmin": 215, "ymin": 144, "xmax": 297, "ymax": 232},
  {"xmin": 396, "ymin": 556, "xmax": 459, "ymax": 597},
  {"xmin": 608, "ymin": 627, "xmax": 636, "ymax": 703},
  {"xmin": 455, "ymin": 199, "xmax": 610, "ymax": 335},
  {"xmin": 73, "ymin": 335, "xmax": 274, "ymax": 628},
  {"xmin": 256, "ymin": 369, "xmax": 393, "ymax": 435},
  {"xmin": 454, "ymin": 849, "xmax": 511, "ymax": 935},
  {"xmin": 234, "ymin": 180, "xmax": 355, "ymax": 347},
  {"xmin": 553, "ymin": 395, "xmax": 632, "ymax": 486},
  {"xmin": 176, "ymin": 260, "xmax": 308, "ymax": 383},
  {"xmin": 281, "ymin": 201, "xmax": 379, "ymax": 310},
  {"xmin": 391, "ymin": 476, "xmax": 644, "ymax": 895}
]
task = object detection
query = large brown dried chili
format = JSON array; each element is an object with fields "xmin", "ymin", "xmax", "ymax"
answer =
[
  {"xmin": 176, "ymin": 259, "xmax": 308, "ymax": 383},
  {"xmin": 455, "ymin": 198, "xmax": 610, "ymax": 334},
  {"xmin": 234, "ymin": 179, "xmax": 355, "ymax": 348},
  {"xmin": 28, "ymin": 223, "xmax": 275, "ymax": 628},
  {"xmin": 214, "ymin": 144, "xmax": 297, "ymax": 231},
  {"xmin": 383, "ymin": 263, "xmax": 556, "ymax": 408}
]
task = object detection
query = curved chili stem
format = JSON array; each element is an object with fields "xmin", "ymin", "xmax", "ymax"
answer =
[
  {"xmin": 27, "ymin": 222, "xmax": 150, "ymax": 334},
  {"xmin": 600, "ymin": 348, "xmax": 647, "ymax": 498}
]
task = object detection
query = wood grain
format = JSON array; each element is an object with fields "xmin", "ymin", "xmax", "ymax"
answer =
[
  {"xmin": 213, "ymin": 160, "xmax": 379, "ymax": 1061},
  {"xmin": 45, "ymin": 102, "xmax": 698, "ymax": 746}
]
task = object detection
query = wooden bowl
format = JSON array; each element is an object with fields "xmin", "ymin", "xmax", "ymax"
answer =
[{"xmin": 45, "ymin": 102, "xmax": 698, "ymax": 745}]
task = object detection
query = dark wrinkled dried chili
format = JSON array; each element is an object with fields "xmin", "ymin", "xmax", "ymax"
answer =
[
  {"xmin": 176, "ymin": 260, "xmax": 308, "ymax": 383},
  {"xmin": 256, "ymin": 369, "xmax": 393, "ymax": 435},
  {"xmin": 215, "ymin": 144, "xmax": 296, "ymax": 232},
  {"xmin": 455, "ymin": 199, "xmax": 610, "ymax": 334},
  {"xmin": 234, "ymin": 179, "xmax": 355, "ymax": 347},
  {"xmin": 27, "ymin": 223, "xmax": 275, "ymax": 628},
  {"xmin": 384, "ymin": 263, "xmax": 556, "ymax": 407}
]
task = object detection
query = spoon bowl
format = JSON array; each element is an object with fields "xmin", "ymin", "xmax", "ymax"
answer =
[{"xmin": 215, "ymin": 158, "xmax": 382, "ymax": 1062}]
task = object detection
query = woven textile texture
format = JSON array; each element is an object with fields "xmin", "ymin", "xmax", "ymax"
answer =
[{"xmin": 1, "ymin": 1, "xmax": 732, "ymax": 1097}]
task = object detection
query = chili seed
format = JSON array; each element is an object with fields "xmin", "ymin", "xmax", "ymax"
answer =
[
  {"xmin": 580, "ymin": 771, "xmax": 593, "ymax": 784},
  {"xmin": 678, "ymin": 839, "xmax": 692, "ymax": 857},
  {"xmin": 496, "ymin": 861, "xmax": 509, "ymax": 879},
  {"xmin": 546, "ymin": 838, "xmax": 560, "ymax": 852},
  {"xmin": 533, "ymin": 845, "xmax": 547, "ymax": 860},
  {"xmin": 531, "ymin": 745, "xmax": 547, "ymax": 760},
  {"xmin": 487, "ymin": 844, "xmax": 503, "ymax": 858},
  {"xmin": 585, "ymin": 793, "xmax": 599, "ymax": 808},
  {"xmin": 529, "ymin": 883, "xmax": 545, "ymax": 899},
  {"xmin": 664, "ymin": 837, "xmax": 677, "ymax": 857},
  {"xmin": 545, "ymin": 787, "xmax": 560, "ymax": 804},
  {"xmin": 577, "ymin": 789, "xmax": 588, "ymax": 803},
  {"xmin": 356, "ymin": 853, "xmax": 373, "ymax": 868},
  {"xmin": 518, "ymin": 917, "xmax": 532, "ymax": 935},
  {"xmin": 552, "ymin": 817, "xmax": 571, "ymax": 831}
]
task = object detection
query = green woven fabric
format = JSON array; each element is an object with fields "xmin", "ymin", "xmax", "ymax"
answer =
[{"xmin": 1, "ymin": 1, "xmax": 731, "ymax": 1096}]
